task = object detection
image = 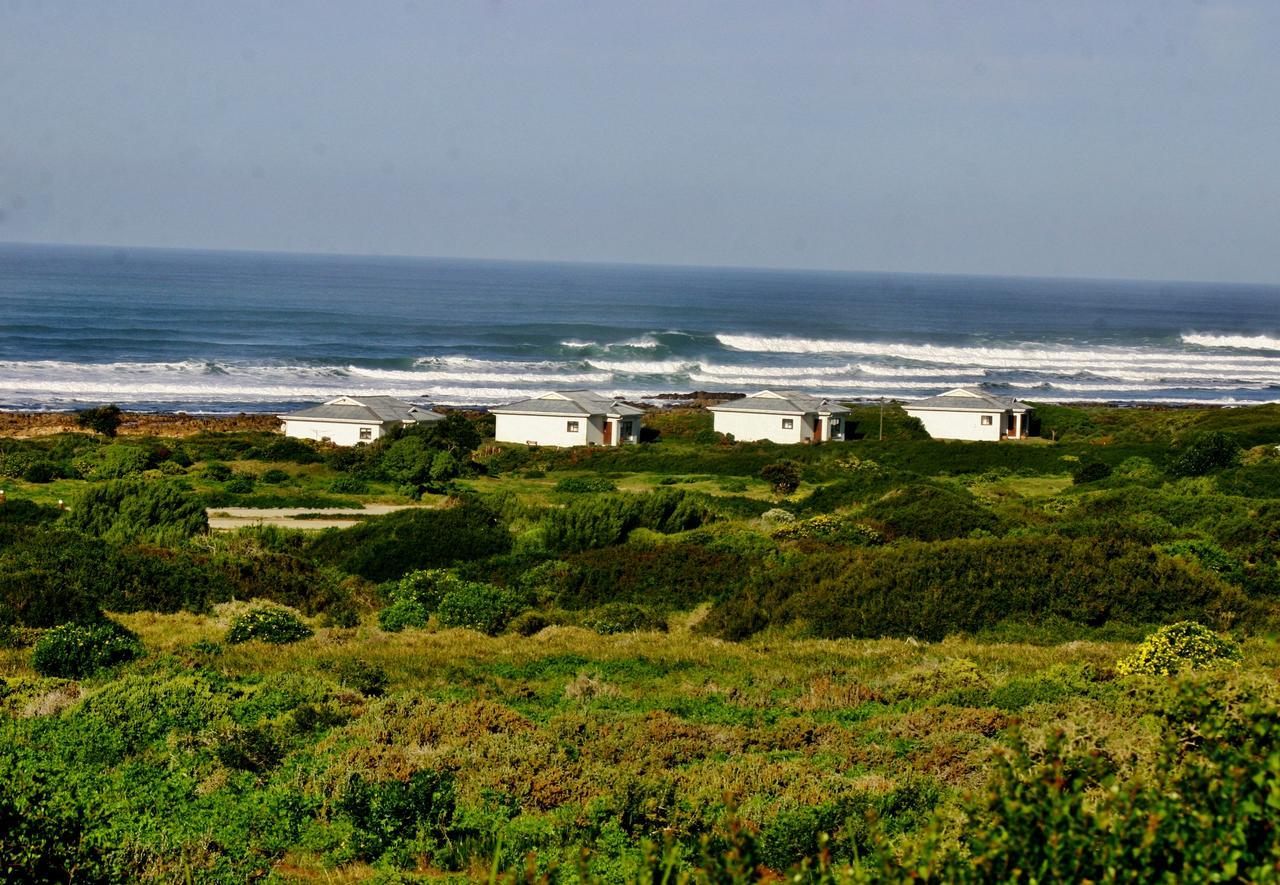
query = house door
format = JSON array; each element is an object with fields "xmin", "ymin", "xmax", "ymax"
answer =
[
  {"xmin": 813, "ymin": 418, "xmax": 822, "ymax": 442},
  {"xmin": 603, "ymin": 421, "xmax": 612, "ymax": 445}
]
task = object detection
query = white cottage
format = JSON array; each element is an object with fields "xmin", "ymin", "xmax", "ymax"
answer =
[
  {"xmin": 903, "ymin": 387, "xmax": 1031, "ymax": 441},
  {"xmin": 707, "ymin": 390, "xmax": 851, "ymax": 443},
  {"xmin": 490, "ymin": 390, "xmax": 645, "ymax": 447},
  {"xmin": 278, "ymin": 395, "xmax": 444, "ymax": 446}
]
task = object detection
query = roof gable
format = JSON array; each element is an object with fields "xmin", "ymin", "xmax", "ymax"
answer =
[
  {"xmin": 708, "ymin": 389, "xmax": 850, "ymax": 415},
  {"xmin": 279, "ymin": 396, "xmax": 444, "ymax": 424}
]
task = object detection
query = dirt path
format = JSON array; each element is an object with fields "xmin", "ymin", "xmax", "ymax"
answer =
[{"xmin": 207, "ymin": 503, "xmax": 422, "ymax": 531}]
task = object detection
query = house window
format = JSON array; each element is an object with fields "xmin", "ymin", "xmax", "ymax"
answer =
[
  {"xmin": 980, "ymin": 415, "xmax": 993, "ymax": 426},
  {"xmin": 566, "ymin": 421, "xmax": 580, "ymax": 432},
  {"xmin": 359, "ymin": 427, "xmax": 372, "ymax": 440},
  {"xmin": 621, "ymin": 420, "xmax": 633, "ymax": 438},
  {"xmin": 782, "ymin": 418, "xmax": 794, "ymax": 430}
]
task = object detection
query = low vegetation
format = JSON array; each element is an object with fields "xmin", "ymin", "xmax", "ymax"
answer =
[{"xmin": 2, "ymin": 401, "xmax": 1279, "ymax": 881}]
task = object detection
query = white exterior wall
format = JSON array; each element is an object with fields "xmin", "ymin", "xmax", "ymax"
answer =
[
  {"xmin": 905, "ymin": 409, "xmax": 1004, "ymax": 442},
  {"xmin": 712, "ymin": 410, "xmax": 808, "ymax": 444},
  {"xmin": 494, "ymin": 413, "xmax": 591, "ymax": 447},
  {"xmin": 282, "ymin": 419, "xmax": 385, "ymax": 446}
]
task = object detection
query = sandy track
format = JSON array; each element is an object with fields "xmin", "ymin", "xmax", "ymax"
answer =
[{"xmin": 207, "ymin": 503, "xmax": 422, "ymax": 531}]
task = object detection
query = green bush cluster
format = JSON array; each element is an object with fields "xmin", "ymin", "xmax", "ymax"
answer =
[
  {"xmin": 771, "ymin": 513, "xmax": 884, "ymax": 545},
  {"xmin": 542, "ymin": 489, "xmax": 711, "ymax": 553},
  {"xmin": 64, "ymin": 478, "xmax": 209, "ymax": 543},
  {"xmin": 1116, "ymin": 621, "xmax": 1242, "ymax": 676},
  {"xmin": 30, "ymin": 620, "xmax": 144, "ymax": 678},
  {"xmin": 435, "ymin": 582, "xmax": 527, "ymax": 635},
  {"xmin": 226, "ymin": 604, "xmax": 313, "ymax": 644},
  {"xmin": 582, "ymin": 602, "xmax": 667, "ymax": 634},
  {"xmin": 704, "ymin": 536, "xmax": 1250, "ymax": 641},
  {"xmin": 309, "ymin": 499, "xmax": 511, "ymax": 581},
  {"xmin": 554, "ymin": 475, "xmax": 618, "ymax": 493}
]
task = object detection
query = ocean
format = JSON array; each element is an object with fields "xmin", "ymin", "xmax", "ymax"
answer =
[{"xmin": 1, "ymin": 242, "xmax": 1278, "ymax": 413}]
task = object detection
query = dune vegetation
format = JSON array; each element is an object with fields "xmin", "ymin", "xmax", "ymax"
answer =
[{"xmin": 2, "ymin": 401, "xmax": 1280, "ymax": 882}]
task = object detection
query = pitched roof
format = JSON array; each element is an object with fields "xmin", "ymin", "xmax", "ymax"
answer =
[
  {"xmin": 489, "ymin": 390, "xmax": 646, "ymax": 418},
  {"xmin": 707, "ymin": 389, "xmax": 851, "ymax": 415},
  {"xmin": 279, "ymin": 395, "xmax": 445, "ymax": 424},
  {"xmin": 904, "ymin": 387, "xmax": 1030, "ymax": 412}
]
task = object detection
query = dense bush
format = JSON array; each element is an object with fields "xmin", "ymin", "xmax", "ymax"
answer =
[
  {"xmin": 1116, "ymin": 621, "xmax": 1242, "ymax": 676},
  {"xmin": 704, "ymin": 536, "xmax": 1251, "ymax": 641},
  {"xmin": 31, "ymin": 620, "xmax": 144, "ymax": 678},
  {"xmin": 377, "ymin": 597, "xmax": 430, "ymax": 632},
  {"xmin": 435, "ymin": 582, "xmax": 527, "ymax": 635},
  {"xmin": 760, "ymin": 460, "xmax": 802, "ymax": 495},
  {"xmin": 226, "ymin": 604, "xmax": 313, "ymax": 644},
  {"xmin": 554, "ymin": 476, "xmax": 618, "ymax": 494},
  {"xmin": 542, "ymin": 489, "xmax": 711, "ymax": 553},
  {"xmin": 582, "ymin": 602, "xmax": 667, "ymax": 634},
  {"xmin": 1072, "ymin": 460, "xmax": 1112, "ymax": 484},
  {"xmin": 772, "ymin": 513, "xmax": 884, "ymax": 546},
  {"xmin": 309, "ymin": 500, "xmax": 512, "ymax": 581},
  {"xmin": 859, "ymin": 484, "xmax": 1001, "ymax": 541},
  {"xmin": 925, "ymin": 685, "xmax": 1280, "ymax": 882},
  {"xmin": 224, "ymin": 474, "xmax": 255, "ymax": 494},
  {"xmin": 1168, "ymin": 431, "xmax": 1242, "ymax": 477},
  {"xmin": 64, "ymin": 478, "xmax": 208, "ymax": 543},
  {"xmin": 72, "ymin": 444, "xmax": 152, "ymax": 480},
  {"xmin": 75, "ymin": 403, "xmax": 122, "ymax": 437},
  {"xmin": 327, "ymin": 475, "xmax": 369, "ymax": 494}
]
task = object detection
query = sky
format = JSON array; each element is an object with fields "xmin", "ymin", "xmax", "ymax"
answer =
[{"xmin": 1, "ymin": 1, "xmax": 1278, "ymax": 283}]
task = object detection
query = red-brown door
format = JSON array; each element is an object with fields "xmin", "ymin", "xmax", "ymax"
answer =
[
  {"xmin": 603, "ymin": 421, "xmax": 613, "ymax": 445},
  {"xmin": 813, "ymin": 418, "xmax": 822, "ymax": 442}
]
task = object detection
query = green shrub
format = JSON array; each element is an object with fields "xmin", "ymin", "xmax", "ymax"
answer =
[
  {"xmin": 1072, "ymin": 460, "xmax": 1112, "ymax": 484},
  {"xmin": 542, "ymin": 489, "xmax": 711, "ymax": 553},
  {"xmin": 224, "ymin": 475, "xmax": 255, "ymax": 494},
  {"xmin": 927, "ymin": 685, "xmax": 1280, "ymax": 882},
  {"xmin": 436, "ymin": 582, "xmax": 526, "ymax": 635},
  {"xmin": 859, "ymin": 484, "xmax": 1001, "ymax": 541},
  {"xmin": 1116, "ymin": 621, "xmax": 1242, "ymax": 676},
  {"xmin": 72, "ymin": 444, "xmax": 152, "ymax": 480},
  {"xmin": 226, "ymin": 604, "xmax": 313, "ymax": 644},
  {"xmin": 1168, "ymin": 431, "xmax": 1241, "ymax": 477},
  {"xmin": 704, "ymin": 536, "xmax": 1252, "ymax": 641},
  {"xmin": 260, "ymin": 468, "xmax": 290, "ymax": 484},
  {"xmin": 582, "ymin": 602, "xmax": 667, "ymax": 634},
  {"xmin": 31, "ymin": 620, "xmax": 144, "ymax": 678},
  {"xmin": 378, "ymin": 598, "xmax": 430, "ymax": 632},
  {"xmin": 64, "ymin": 479, "xmax": 208, "ymax": 543},
  {"xmin": 332, "ymin": 660, "xmax": 390, "ymax": 697},
  {"xmin": 20, "ymin": 459, "xmax": 57, "ymax": 483},
  {"xmin": 772, "ymin": 513, "xmax": 884, "ymax": 546},
  {"xmin": 335, "ymin": 770, "xmax": 456, "ymax": 863},
  {"xmin": 308, "ymin": 500, "xmax": 512, "ymax": 582},
  {"xmin": 328, "ymin": 475, "xmax": 369, "ymax": 494},
  {"xmin": 202, "ymin": 461, "xmax": 233, "ymax": 481},
  {"xmin": 72, "ymin": 403, "xmax": 122, "ymax": 437},
  {"xmin": 387, "ymin": 568, "xmax": 463, "ymax": 610},
  {"xmin": 508, "ymin": 610, "xmax": 553, "ymax": 636},
  {"xmin": 761, "ymin": 460, "xmax": 802, "ymax": 495},
  {"xmin": 554, "ymin": 476, "xmax": 618, "ymax": 493}
]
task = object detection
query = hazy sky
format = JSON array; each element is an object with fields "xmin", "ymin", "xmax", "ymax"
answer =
[{"xmin": 2, "ymin": 1, "xmax": 1278, "ymax": 282}]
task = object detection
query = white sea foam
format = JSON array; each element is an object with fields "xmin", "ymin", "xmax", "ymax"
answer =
[
  {"xmin": 584, "ymin": 359, "xmax": 696, "ymax": 374},
  {"xmin": 697, "ymin": 362, "xmax": 858, "ymax": 378},
  {"xmin": 1182, "ymin": 332, "xmax": 1280, "ymax": 351},
  {"xmin": 715, "ymin": 333, "xmax": 1280, "ymax": 371}
]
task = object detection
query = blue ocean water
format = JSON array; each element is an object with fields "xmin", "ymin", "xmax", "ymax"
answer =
[{"xmin": 1, "ymin": 242, "xmax": 1279, "ymax": 412}]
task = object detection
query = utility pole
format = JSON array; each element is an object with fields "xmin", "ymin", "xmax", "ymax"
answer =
[{"xmin": 879, "ymin": 397, "xmax": 885, "ymax": 441}]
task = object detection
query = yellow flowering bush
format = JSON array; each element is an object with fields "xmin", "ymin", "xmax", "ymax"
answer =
[{"xmin": 1116, "ymin": 621, "xmax": 1242, "ymax": 677}]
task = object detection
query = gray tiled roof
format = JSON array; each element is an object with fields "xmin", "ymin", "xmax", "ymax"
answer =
[
  {"xmin": 707, "ymin": 390, "xmax": 851, "ymax": 415},
  {"xmin": 279, "ymin": 396, "xmax": 444, "ymax": 424},
  {"xmin": 905, "ymin": 387, "xmax": 1030, "ymax": 412},
  {"xmin": 490, "ymin": 390, "xmax": 646, "ymax": 417}
]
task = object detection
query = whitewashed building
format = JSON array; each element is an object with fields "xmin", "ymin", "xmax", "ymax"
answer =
[
  {"xmin": 707, "ymin": 390, "xmax": 851, "ymax": 444},
  {"xmin": 903, "ymin": 387, "xmax": 1031, "ymax": 441},
  {"xmin": 278, "ymin": 395, "xmax": 443, "ymax": 446},
  {"xmin": 490, "ymin": 390, "xmax": 645, "ymax": 447}
]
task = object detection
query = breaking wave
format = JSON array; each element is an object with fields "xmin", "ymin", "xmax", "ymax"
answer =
[{"xmin": 1182, "ymin": 332, "xmax": 1280, "ymax": 351}]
